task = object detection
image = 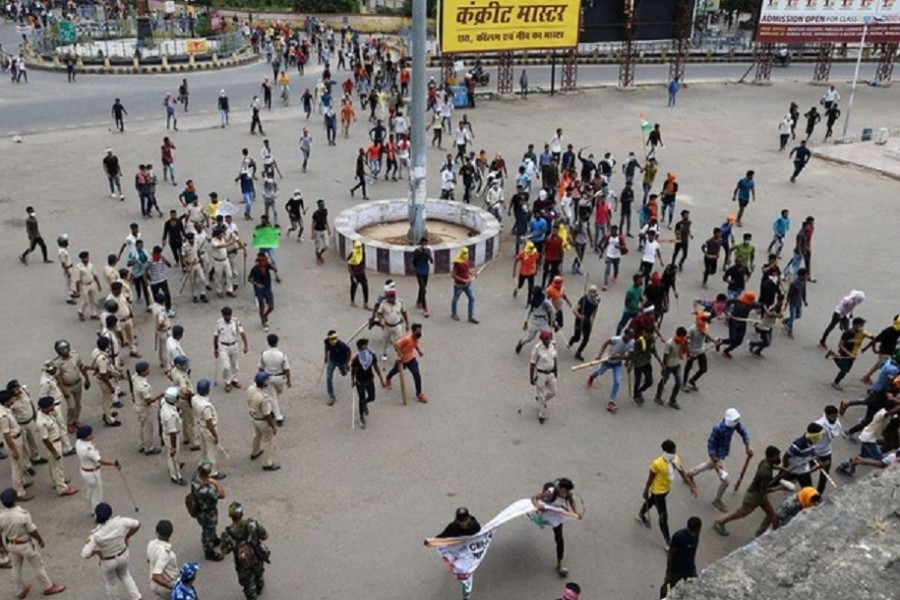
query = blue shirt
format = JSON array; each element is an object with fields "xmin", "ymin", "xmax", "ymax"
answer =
[
  {"xmin": 171, "ymin": 581, "xmax": 198, "ymax": 600},
  {"xmin": 706, "ymin": 420, "xmax": 750, "ymax": 459},
  {"xmin": 529, "ymin": 217, "xmax": 549, "ymax": 243},
  {"xmin": 324, "ymin": 339, "xmax": 351, "ymax": 364},
  {"xmin": 669, "ymin": 80, "xmax": 679, "ymax": 94},
  {"xmin": 735, "ymin": 178, "xmax": 754, "ymax": 201},
  {"xmin": 412, "ymin": 247, "xmax": 433, "ymax": 276},
  {"xmin": 873, "ymin": 360, "xmax": 900, "ymax": 393},
  {"xmin": 772, "ymin": 216, "xmax": 791, "ymax": 237}
]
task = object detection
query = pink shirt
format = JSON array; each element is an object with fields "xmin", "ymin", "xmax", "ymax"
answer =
[{"xmin": 595, "ymin": 201, "xmax": 611, "ymax": 225}]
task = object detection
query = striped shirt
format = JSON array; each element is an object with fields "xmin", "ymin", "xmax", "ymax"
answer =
[{"xmin": 147, "ymin": 258, "xmax": 167, "ymax": 285}]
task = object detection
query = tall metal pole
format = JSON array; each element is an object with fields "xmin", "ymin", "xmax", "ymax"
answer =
[
  {"xmin": 407, "ymin": 0, "xmax": 428, "ymax": 243},
  {"xmin": 841, "ymin": 20, "xmax": 868, "ymax": 141}
]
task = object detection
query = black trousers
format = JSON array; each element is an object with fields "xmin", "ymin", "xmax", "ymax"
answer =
[
  {"xmin": 350, "ymin": 174, "xmax": 367, "ymax": 197},
  {"xmin": 416, "ymin": 274, "xmax": 429, "ymax": 310},
  {"xmin": 553, "ymin": 524, "xmax": 565, "ymax": 561},
  {"xmin": 820, "ymin": 311, "xmax": 845, "ymax": 345},
  {"xmin": 350, "ymin": 274, "xmax": 369, "ymax": 305},
  {"xmin": 387, "ymin": 358, "xmax": 422, "ymax": 395},
  {"xmin": 150, "ymin": 281, "xmax": 172, "ymax": 311},
  {"xmin": 633, "ymin": 363, "xmax": 654, "ymax": 396},
  {"xmin": 567, "ymin": 318, "xmax": 593, "ymax": 357},
  {"xmin": 355, "ymin": 380, "xmax": 375, "ymax": 418},
  {"xmin": 671, "ymin": 242, "xmax": 688, "ymax": 268},
  {"xmin": 684, "ymin": 353, "xmax": 708, "ymax": 384},
  {"xmin": 22, "ymin": 237, "xmax": 48, "ymax": 261},
  {"xmin": 640, "ymin": 492, "xmax": 670, "ymax": 544}
]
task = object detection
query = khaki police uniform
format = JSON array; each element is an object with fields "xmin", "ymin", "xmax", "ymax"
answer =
[
  {"xmin": 36, "ymin": 410, "xmax": 69, "ymax": 494},
  {"xmin": 530, "ymin": 340, "xmax": 558, "ymax": 420},
  {"xmin": 169, "ymin": 367, "xmax": 197, "ymax": 447},
  {"xmin": 107, "ymin": 291, "xmax": 137, "ymax": 355},
  {"xmin": 224, "ymin": 226, "xmax": 241, "ymax": 280},
  {"xmin": 10, "ymin": 389, "xmax": 43, "ymax": 464},
  {"xmin": 215, "ymin": 317, "xmax": 244, "ymax": 385},
  {"xmin": 152, "ymin": 301, "xmax": 171, "ymax": 369},
  {"xmin": 55, "ymin": 351, "xmax": 85, "ymax": 427},
  {"xmin": 132, "ymin": 373, "xmax": 158, "ymax": 453},
  {"xmin": 159, "ymin": 399, "xmax": 183, "ymax": 482},
  {"xmin": 90, "ymin": 348, "xmax": 117, "ymax": 423},
  {"xmin": 1, "ymin": 406, "xmax": 31, "ymax": 496},
  {"xmin": 192, "ymin": 395, "xmax": 220, "ymax": 474},
  {"xmin": 0, "ymin": 505, "xmax": 55, "ymax": 593},
  {"xmin": 146, "ymin": 538, "xmax": 178, "ymax": 599},
  {"xmin": 58, "ymin": 246, "xmax": 76, "ymax": 299},
  {"xmin": 210, "ymin": 235, "xmax": 234, "ymax": 295},
  {"xmin": 75, "ymin": 261, "xmax": 100, "ymax": 318},
  {"xmin": 75, "ymin": 438, "xmax": 104, "ymax": 514},
  {"xmin": 377, "ymin": 298, "xmax": 406, "ymax": 359},
  {"xmin": 81, "ymin": 515, "xmax": 142, "ymax": 600},
  {"xmin": 181, "ymin": 240, "xmax": 207, "ymax": 297},
  {"xmin": 247, "ymin": 384, "xmax": 275, "ymax": 467},
  {"xmin": 102, "ymin": 264, "xmax": 120, "ymax": 290},
  {"xmin": 165, "ymin": 336, "xmax": 185, "ymax": 374},
  {"xmin": 38, "ymin": 371, "xmax": 73, "ymax": 454},
  {"xmin": 259, "ymin": 348, "xmax": 290, "ymax": 422}
]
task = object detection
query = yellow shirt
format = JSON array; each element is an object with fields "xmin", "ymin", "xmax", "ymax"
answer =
[{"xmin": 649, "ymin": 454, "xmax": 682, "ymax": 495}]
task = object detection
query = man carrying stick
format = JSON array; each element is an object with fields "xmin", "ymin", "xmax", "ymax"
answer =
[
  {"xmin": 687, "ymin": 408, "xmax": 754, "ymax": 512},
  {"xmin": 713, "ymin": 445, "xmax": 785, "ymax": 538},
  {"xmin": 586, "ymin": 329, "xmax": 635, "ymax": 413},
  {"xmin": 384, "ymin": 323, "xmax": 427, "ymax": 403}
]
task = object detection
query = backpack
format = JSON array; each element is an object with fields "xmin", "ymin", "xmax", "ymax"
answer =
[
  {"xmin": 184, "ymin": 491, "xmax": 199, "ymax": 518},
  {"xmin": 227, "ymin": 522, "xmax": 270, "ymax": 569}
]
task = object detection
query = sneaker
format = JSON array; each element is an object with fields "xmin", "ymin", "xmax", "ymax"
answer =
[
  {"xmin": 668, "ymin": 402, "xmax": 681, "ymax": 410},
  {"xmin": 831, "ymin": 382, "xmax": 844, "ymax": 391},
  {"xmin": 468, "ymin": 318, "xmax": 480, "ymax": 324},
  {"xmin": 262, "ymin": 464, "xmax": 281, "ymax": 472},
  {"xmin": 713, "ymin": 521, "xmax": 730, "ymax": 536},
  {"xmin": 416, "ymin": 393, "xmax": 428, "ymax": 403},
  {"xmin": 722, "ymin": 351, "xmax": 733, "ymax": 360},
  {"xmin": 423, "ymin": 309, "xmax": 430, "ymax": 318},
  {"xmin": 515, "ymin": 341, "xmax": 523, "ymax": 355},
  {"xmin": 654, "ymin": 396, "xmax": 664, "ymax": 406},
  {"xmin": 633, "ymin": 394, "xmax": 644, "ymax": 406},
  {"xmin": 637, "ymin": 513, "xmax": 651, "ymax": 529},
  {"xmin": 712, "ymin": 499, "xmax": 728, "ymax": 512}
]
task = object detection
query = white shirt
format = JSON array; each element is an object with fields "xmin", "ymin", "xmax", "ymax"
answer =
[
  {"xmin": 192, "ymin": 395, "xmax": 217, "ymax": 425},
  {"xmin": 82, "ymin": 516, "xmax": 140, "ymax": 558},
  {"xmin": 823, "ymin": 89, "xmax": 840, "ymax": 102},
  {"xmin": 159, "ymin": 401, "xmax": 182, "ymax": 439},
  {"xmin": 123, "ymin": 232, "xmax": 141, "ymax": 256},
  {"xmin": 260, "ymin": 146, "xmax": 274, "ymax": 165},
  {"xmin": 605, "ymin": 235, "xmax": 623, "ymax": 260},
  {"xmin": 641, "ymin": 240, "xmax": 660, "ymax": 264},
  {"xmin": 394, "ymin": 116, "xmax": 407, "ymax": 135},
  {"xmin": 260, "ymin": 348, "xmax": 290, "ymax": 376},
  {"xmin": 549, "ymin": 134, "xmax": 562, "ymax": 154},
  {"xmin": 165, "ymin": 337, "xmax": 184, "ymax": 369},
  {"xmin": 441, "ymin": 169, "xmax": 455, "ymax": 191},
  {"xmin": 146, "ymin": 538, "xmax": 178, "ymax": 587},
  {"xmin": 76, "ymin": 439, "xmax": 101, "ymax": 470},
  {"xmin": 455, "ymin": 128, "xmax": 471, "ymax": 146},
  {"xmin": 859, "ymin": 408, "xmax": 891, "ymax": 444},
  {"xmin": 215, "ymin": 318, "xmax": 244, "ymax": 344},
  {"xmin": 814, "ymin": 414, "xmax": 842, "ymax": 457}
]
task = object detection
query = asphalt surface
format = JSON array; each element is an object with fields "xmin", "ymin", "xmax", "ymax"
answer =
[{"xmin": 0, "ymin": 24, "xmax": 899, "ymax": 600}]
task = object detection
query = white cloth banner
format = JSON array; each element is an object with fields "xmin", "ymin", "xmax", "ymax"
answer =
[{"xmin": 425, "ymin": 498, "xmax": 575, "ymax": 580}]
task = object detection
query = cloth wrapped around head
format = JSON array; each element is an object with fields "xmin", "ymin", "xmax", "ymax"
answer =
[
  {"xmin": 347, "ymin": 240, "xmax": 364, "ymax": 266},
  {"xmin": 454, "ymin": 247, "xmax": 469, "ymax": 263}
]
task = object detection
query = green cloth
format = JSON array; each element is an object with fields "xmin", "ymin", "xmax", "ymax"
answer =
[
  {"xmin": 732, "ymin": 242, "xmax": 755, "ymax": 267},
  {"xmin": 625, "ymin": 285, "xmax": 643, "ymax": 313},
  {"xmin": 252, "ymin": 227, "xmax": 281, "ymax": 249}
]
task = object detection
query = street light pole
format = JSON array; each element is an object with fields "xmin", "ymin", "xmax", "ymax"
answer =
[
  {"xmin": 406, "ymin": 0, "xmax": 428, "ymax": 244},
  {"xmin": 841, "ymin": 15, "xmax": 883, "ymax": 141}
]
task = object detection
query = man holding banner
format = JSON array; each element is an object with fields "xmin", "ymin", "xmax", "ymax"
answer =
[{"xmin": 429, "ymin": 508, "xmax": 482, "ymax": 600}]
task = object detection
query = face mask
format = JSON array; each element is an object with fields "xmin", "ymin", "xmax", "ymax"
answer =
[{"xmin": 663, "ymin": 452, "xmax": 675, "ymax": 462}]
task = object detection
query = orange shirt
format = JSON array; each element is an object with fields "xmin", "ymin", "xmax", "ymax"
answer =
[
  {"xmin": 546, "ymin": 284, "xmax": 564, "ymax": 302},
  {"xmin": 395, "ymin": 333, "xmax": 419, "ymax": 363},
  {"xmin": 367, "ymin": 144, "xmax": 381, "ymax": 160},
  {"xmin": 517, "ymin": 250, "xmax": 538, "ymax": 276},
  {"xmin": 341, "ymin": 104, "xmax": 355, "ymax": 122}
]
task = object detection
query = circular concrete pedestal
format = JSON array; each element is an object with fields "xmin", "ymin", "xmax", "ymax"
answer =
[{"xmin": 333, "ymin": 199, "xmax": 501, "ymax": 275}]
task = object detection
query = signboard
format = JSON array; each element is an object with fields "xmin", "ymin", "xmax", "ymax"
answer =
[
  {"xmin": 440, "ymin": 0, "xmax": 580, "ymax": 53},
  {"xmin": 186, "ymin": 39, "xmax": 208, "ymax": 54},
  {"xmin": 579, "ymin": 0, "xmax": 681, "ymax": 43},
  {"xmin": 58, "ymin": 20, "xmax": 77, "ymax": 44},
  {"xmin": 165, "ymin": 0, "xmax": 176, "ymax": 14},
  {"xmin": 756, "ymin": 0, "xmax": 900, "ymax": 43}
]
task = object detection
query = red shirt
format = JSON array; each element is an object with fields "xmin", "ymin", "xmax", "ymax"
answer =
[
  {"xmin": 452, "ymin": 261, "xmax": 471, "ymax": 286},
  {"xmin": 544, "ymin": 235, "xmax": 563, "ymax": 261}
]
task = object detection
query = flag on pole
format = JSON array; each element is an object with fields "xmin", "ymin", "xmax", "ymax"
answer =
[
  {"xmin": 639, "ymin": 110, "xmax": 653, "ymax": 134},
  {"xmin": 252, "ymin": 226, "xmax": 281, "ymax": 249}
]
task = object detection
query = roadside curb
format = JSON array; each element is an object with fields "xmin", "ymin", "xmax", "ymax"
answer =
[
  {"xmin": 26, "ymin": 49, "xmax": 261, "ymax": 75},
  {"xmin": 812, "ymin": 151, "xmax": 900, "ymax": 182}
]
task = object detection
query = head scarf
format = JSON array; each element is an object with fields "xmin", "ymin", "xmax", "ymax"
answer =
[
  {"xmin": 454, "ymin": 247, "xmax": 469, "ymax": 263},
  {"xmin": 523, "ymin": 240, "xmax": 537, "ymax": 258},
  {"xmin": 738, "ymin": 290, "xmax": 756, "ymax": 306},
  {"xmin": 557, "ymin": 223, "xmax": 572, "ymax": 252},
  {"xmin": 798, "ymin": 487, "xmax": 820, "ymax": 509},
  {"xmin": 695, "ymin": 311, "xmax": 710, "ymax": 335},
  {"xmin": 547, "ymin": 276, "xmax": 564, "ymax": 300},
  {"xmin": 663, "ymin": 172, "xmax": 676, "ymax": 194},
  {"xmin": 348, "ymin": 240, "xmax": 364, "ymax": 266}
]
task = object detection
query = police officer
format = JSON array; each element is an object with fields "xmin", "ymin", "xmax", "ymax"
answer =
[
  {"xmin": 7, "ymin": 380, "xmax": 47, "ymax": 468},
  {"xmin": 171, "ymin": 562, "xmax": 200, "ymax": 600},
  {"xmin": 53, "ymin": 339, "xmax": 92, "ymax": 431},
  {"xmin": 190, "ymin": 461, "xmax": 225, "ymax": 561},
  {"xmin": 166, "ymin": 325, "xmax": 186, "ymax": 374},
  {"xmin": 1, "ymin": 391, "xmax": 33, "ymax": 501},
  {"xmin": 258, "ymin": 334, "xmax": 291, "ymax": 425},
  {"xmin": 75, "ymin": 425, "xmax": 120, "ymax": 518},
  {"xmin": 146, "ymin": 520, "xmax": 178, "ymax": 598},
  {"xmin": 36, "ymin": 397, "xmax": 78, "ymax": 497},
  {"xmin": 215, "ymin": 306, "xmax": 249, "ymax": 393},
  {"xmin": 57, "ymin": 234, "xmax": 78, "ymax": 304},
  {"xmin": 210, "ymin": 226, "xmax": 237, "ymax": 298},
  {"xmin": 98, "ymin": 313, "xmax": 125, "ymax": 405},
  {"xmin": 169, "ymin": 355, "xmax": 199, "ymax": 450},
  {"xmin": 37, "ymin": 361, "xmax": 75, "ymax": 456},
  {"xmin": 0, "ymin": 488, "xmax": 67, "ymax": 597},
  {"xmin": 529, "ymin": 330, "xmax": 558, "ymax": 425},
  {"xmin": 192, "ymin": 380, "xmax": 224, "ymax": 478},
  {"xmin": 74, "ymin": 250, "xmax": 103, "ymax": 321},
  {"xmin": 160, "ymin": 387, "xmax": 185, "ymax": 485},
  {"xmin": 107, "ymin": 282, "xmax": 139, "ymax": 358},
  {"xmin": 91, "ymin": 337, "xmax": 120, "ymax": 427},
  {"xmin": 220, "ymin": 501, "xmax": 270, "ymax": 600},
  {"xmin": 151, "ymin": 292, "xmax": 172, "ymax": 369},
  {"xmin": 247, "ymin": 372, "xmax": 279, "ymax": 471},
  {"xmin": 80, "ymin": 502, "xmax": 141, "ymax": 600},
  {"xmin": 181, "ymin": 231, "xmax": 209, "ymax": 304},
  {"xmin": 132, "ymin": 362, "xmax": 163, "ymax": 455}
]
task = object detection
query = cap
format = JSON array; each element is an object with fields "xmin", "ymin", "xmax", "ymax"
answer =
[
  {"xmin": 155, "ymin": 520, "xmax": 174, "ymax": 537},
  {"xmin": 94, "ymin": 502, "xmax": 113, "ymax": 522},
  {"xmin": 57, "ymin": 234, "xmax": 69, "ymax": 246},
  {"xmin": 76, "ymin": 425, "xmax": 93, "ymax": 439},
  {"xmin": 180, "ymin": 562, "xmax": 200, "ymax": 581},
  {"xmin": 196, "ymin": 379, "xmax": 211, "ymax": 395},
  {"xmin": 588, "ymin": 285, "xmax": 599, "ymax": 295},
  {"xmin": 254, "ymin": 371, "xmax": 270, "ymax": 386},
  {"xmin": 43, "ymin": 360, "xmax": 57, "ymax": 374},
  {"xmin": 0, "ymin": 488, "xmax": 18, "ymax": 508},
  {"xmin": 164, "ymin": 387, "xmax": 179, "ymax": 403},
  {"xmin": 455, "ymin": 507, "xmax": 470, "ymax": 520},
  {"xmin": 293, "ymin": 188, "xmax": 302, "ymax": 196},
  {"xmin": 174, "ymin": 355, "xmax": 189, "ymax": 367},
  {"xmin": 37, "ymin": 396, "xmax": 55, "ymax": 409},
  {"xmin": 724, "ymin": 408, "xmax": 741, "ymax": 426},
  {"xmin": 539, "ymin": 330, "xmax": 553, "ymax": 342},
  {"xmin": 221, "ymin": 306, "xmax": 233, "ymax": 316}
]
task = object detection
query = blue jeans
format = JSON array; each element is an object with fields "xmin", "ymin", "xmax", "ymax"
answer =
[
  {"xmin": 219, "ymin": 109, "xmax": 228, "ymax": 127},
  {"xmin": 668, "ymin": 91, "xmax": 677, "ymax": 107},
  {"xmin": 326, "ymin": 360, "xmax": 348, "ymax": 399},
  {"xmin": 642, "ymin": 182, "xmax": 651, "ymax": 204},
  {"xmin": 242, "ymin": 191, "xmax": 255, "ymax": 217},
  {"xmin": 590, "ymin": 362, "xmax": 623, "ymax": 401},
  {"xmin": 616, "ymin": 311, "xmax": 636, "ymax": 335},
  {"xmin": 786, "ymin": 303, "xmax": 802, "ymax": 333},
  {"xmin": 451, "ymin": 285, "xmax": 475, "ymax": 320}
]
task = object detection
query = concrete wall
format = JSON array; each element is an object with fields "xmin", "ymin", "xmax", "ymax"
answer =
[{"xmin": 670, "ymin": 466, "xmax": 900, "ymax": 600}]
